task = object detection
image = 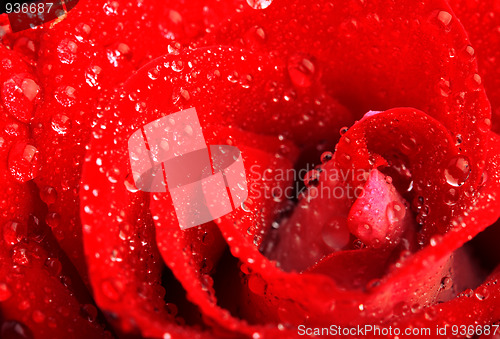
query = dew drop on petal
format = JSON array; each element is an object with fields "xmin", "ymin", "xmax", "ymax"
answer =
[
  {"xmin": 437, "ymin": 10, "xmax": 452, "ymax": 26},
  {"xmin": 444, "ymin": 156, "xmax": 471, "ymax": 187},
  {"xmin": 101, "ymin": 279, "xmax": 123, "ymax": 301},
  {"xmin": 51, "ymin": 114, "xmax": 72, "ymax": 135},
  {"xmin": 0, "ymin": 283, "xmax": 11, "ymax": 302},
  {"xmin": 320, "ymin": 151, "xmax": 333, "ymax": 164},
  {"xmin": 44, "ymin": 257, "xmax": 62, "ymax": 276},
  {"xmin": 438, "ymin": 78, "xmax": 451, "ymax": 97},
  {"xmin": 246, "ymin": 0, "xmax": 273, "ymax": 10},
  {"xmin": 444, "ymin": 188, "xmax": 459, "ymax": 205},
  {"xmin": 85, "ymin": 65, "xmax": 102, "ymax": 87},
  {"xmin": 248, "ymin": 274, "xmax": 266, "ymax": 295},
  {"xmin": 2, "ymin": 221, "xmax": 25, "ymax": 248},
  {"xmin": 2, "ymin": 75, "xmax": 39, "ymax": 122},
  {"xmin": 57, "ymin": 38, "xmax": 78, "ymax": 64},
  {"xmin": 40, "ymin": 186, "xmax": 57, "ymax": 205},
  {"xmin": 287, "ymin": 55, "xmax": 316, "ymax": 88},
  {"xmin": 244, "ymin": 26, "xmax": 266, "ymax": 48},
  {"xmin": 321, "ymin": 217, "xmax": 350, "ymax": 250},
  {"xmin": 54, "ymin": 86, "xmax": 76, "ymax": 107},
  {"xmin": 124, "ymin": 173, "xmax": 139, "ymax": 193},
  {"xmin": 81, "ymin": 304, "xmax": 98, "ymax": 322},
  {"xmin": 385, "ymin": 201, "xmax": 406, "ymax": 224},
  {"xmin": 8, "ymin": 143, "xmax": 39, "ymax": 182}
]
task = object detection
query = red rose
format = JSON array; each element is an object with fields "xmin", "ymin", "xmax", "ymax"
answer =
[{"xmin": 0, "ymin": 0, "xmax": 499, "ymax": 338}]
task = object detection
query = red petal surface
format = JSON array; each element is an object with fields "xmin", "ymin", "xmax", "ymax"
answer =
[
  {"xmin": 0, "ymin": 46, "xmax": 108, "ymax": 339},
  {"xmin": 449, "ymin": 0, "xmax": 500, "ymax": 133},
  {"xmin": 30, "ymin": 0, "xmax": 246, "ymax": 282},
  {"xmin": 203, "ymin": 0, "xmax": 491, "ymax": 202}
]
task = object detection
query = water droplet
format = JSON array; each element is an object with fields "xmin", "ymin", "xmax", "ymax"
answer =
[
  {"xmin": 101, "ymin": 279, "xmax": 123, "ymax": 301},
  {"xmin": 45, "ymin": 212, "xmax": 61, "ymax": 229},
  {"xmin": 51, "ymin": 114, "xmax": 72, "ymax": 135},
  {"xmin": 246, "ymin": 0, "xmax": 273, "ymax": 10},
  {"xmin": 57, "ymin": 39, "xmax": 78, "ymax": 64},
  {"xmin": 2, "ymin": 75, "xmax": 39, "ymax": 122},
  {"xmin": 244, "ymin": 26, "xmax": 266, "ymax": 48},
  {"xmin": 85, "ymin": 65, "xmax": 102, "ymax": 87},
  {"xmin": 0, "ymin": 283, "xmax": 11, "ymax": 301},
  {"xmin": 339, "ymin": 126, "xmax": 349, "ymax": 136},
  {"xmin": 44, "ymin": 257, "xmax": 62, "ymax": 276},
  {"xmin": 103, "ymin": 1, "xmax": 119, "ymax": 15},
  {"xmin": 148, "ymin": 68, "xmax": 160, "ymax": 80},
  {"xmin": 118, "ymin": 222, "xmax": 133, "ymax": 240},
  {"xmin": 287, "ymin": 55, "xmax": 316, "ymax": 88},
  {"xmin": 170, "ymin": 60, "xmax": 184, "ymax": 72},
  {"xmin": 444, "ymin": 188, "xmax": 459, "ymax": 205},
  {"xmin": 386, "ymin": 201, "xmax": 406, "ymax": 223},
  {"xmin": 322, "ymin": 217, "xmax": 350, "ymax": 249},
  {"xmin": 248, "ymin": 274, "xmax": 266, "ymax": 295},
  {"xmin": 165, "ymin": 303, "xmax": 178, "ymax": 316},
  {"xmin": 8, "ymin": 143, "xmax": 39, "ymax": 182},
  {"xmin": 466, "ymin": 73, "xmax": 482, "ymax": 91},
  {"xmin": 320, "ymin": 151, "xmax": 333, "ymax": 164},
  {"xmin": 124, "ymin": 173, "xmax": 139, "ymax": 193},
  {"xmin": 304, "ymin": 169, "xmax": 320, "ymax": 187},
  {"xmin": 54, "ymin": 86, "xmax": 76, "ymax": 107},
  {"xmin": 429, "ymin": 235, "xmax": 442, "ymax": 247},
  {"xmin": 438, "ymin": 78, "xmax": 451, "ymax": 97},
  {"xmin": 74, "ymin": 23, "xmax": 91, "ymax": 41},
  {"xmin": 465, "ymin": 45, "xmax": 474, "ymax": 57},
  {"xmin": 40, "ymin": 186, "xmax": 57, "ymax": 205},
  {"xmin": 444, "ymin": 156, "xmax": 471, "ymax": 187},
  {"xmin": 32, "ymin": 310, "xmax": 45, "ymax": 323},
  {"xmin": 437, "ymin": 10, "xmax": 452, "ymax": 26},
  {"xmin": 478, "ymin": 118, "xmax": 491, "ymax": 133},
  {"xmin": 12, "ymin": 244, "xmax": 30, "ymax": 266},
  {"xmin": 2, "ymin": 221, "xmax": 25, "ymax": 248},
  {"xmin": 400, "ymin": 135, "xmax": 418, "ymax": 154},
  {"xmin": 81, "ymin": 304, "xmax": 98, "ymax": 322},
  {"xmin": 474, "ymin": 287, "xmax": 490, "ymax": 301}
]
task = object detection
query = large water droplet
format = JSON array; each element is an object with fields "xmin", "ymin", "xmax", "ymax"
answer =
[
  {"xmin": 81, "ymin": 304, "xmax": 98, "ymax": 322},
  {"xmin": 244, "ymin": 26, "xmax": 266, "ymax": 49},
  {"xmin": 0, "ymin": 283, "xmax": 11, "ymax": 302},
  {"xmin": 8, "ymin": 142, "xmax": 39, "ymax": 182},
  {"xmin": 54, "ymin": 86, "xmax": 76, "ymax": 107},
  {"xmin": 321, "ymin": 217, "xmax": 350, "ymax": 250},
  {"xmin": 40, "ymin": 186, "xmax": 58, "ymax": 205},
  {"xmin": 444, "ymin": 188, "xmax": 459, "ymax": 205},
  {"xmin": 444, "ymin": 156, "xmax": 471, "ymax": 187},
  {"xmin": 51, "ymin": 114, "xmax": 72, "ymax": 135},
  {"xmin": 44, "ymin": 257, "xmax": 62, "ymax": 276},
  {"xmin": 85, "ymin": 65, "xmax": 102, "ymax": 87},
  {"xmin": 2, "ymin": 75, "xmax": 39, "ymax": 122},
  {"xmin": 248, "ymin": 274, "xmax": 266, "ymax": 295},
  {"xmin": 57, "ymin": 39, "xmax": 78, "ymax": 64},
  {"xmin": 438, "ymin": 78, "xmax": 451, "ymax": 97},
  {"xmin": 437, "ymin": 10, "xmax": 452, "ymax": 27},
  {"xmin": 320, "ymin": 151, "xmax": 333, "ymax": 164},
  {"xmin": 2, "ymin": 221, "xmax": 26, "ymax": 248},
  {"xmin": 246, "ymin": 0, "xmax": 273, "ymax": 10},
  {"xmin": 385, "ymin": 201, "xmax": 406, "ymax": 223},
  {"xmin": 103, "ymin": 1, "xmax": 119, "ymax": 15},
  {"xmin": 101, "ymin": 279, "xmax": 123, "ymax": 301},
  {"xmin": 287, "ymin": 55, "xmax": 316, "ymax": 88}
]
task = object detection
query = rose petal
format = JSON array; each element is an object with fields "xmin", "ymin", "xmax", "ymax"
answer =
[{"xmin": 449, "ymin": 0, "xmax": 500, "ymax": 133}]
